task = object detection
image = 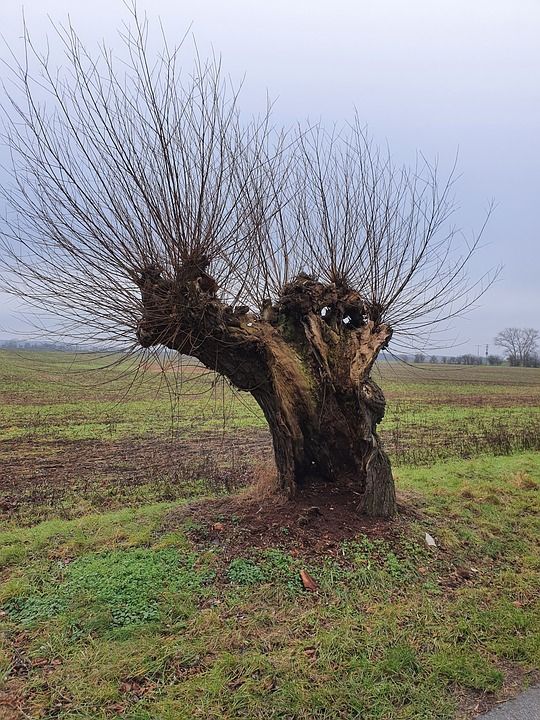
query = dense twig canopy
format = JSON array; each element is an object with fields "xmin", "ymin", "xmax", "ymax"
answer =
[{"xmin": 0, "ymin": 11, "xmax": 495, "ymax": 353}]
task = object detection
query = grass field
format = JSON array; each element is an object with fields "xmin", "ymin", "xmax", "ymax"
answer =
[
  {"xmin": 2, "ymin": 351, "xmax": 540, "ymax": 526},
  {"xmin": 1, "ymin": 350, "xmax": 539, "ymax": 719}
]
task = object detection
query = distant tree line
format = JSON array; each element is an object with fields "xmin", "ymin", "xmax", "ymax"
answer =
[
  {"xmin": 0, "ymin": 340, "xmax": 73, "ymax": 350},
  {"xmin": 410, "ymin": 327, "xmax": 540, "ymax": 367},
  {"xmin": 0, "ymin": 340, "xmax": 111, "ymax": 352},
  {"xmin": 413, "ymin": 353, "xmax": 504, "ymax": 365}
]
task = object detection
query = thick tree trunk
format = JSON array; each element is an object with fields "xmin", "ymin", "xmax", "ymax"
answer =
[
  {"xmin": 252, "ymin": 372, "xmax": 396, "ymax": 517},
  {"xmin": 134, "ymin": 263, "xmax": 397, "ymax": 517}
]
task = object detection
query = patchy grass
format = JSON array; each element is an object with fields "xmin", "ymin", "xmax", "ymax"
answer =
[
  {"xmin": 2, "ymin": 351, "xmax": 540, "ymax": 447},
  {"xmin": 0, "ymin": 351, "xmax": 264, "ymax": 443},
  {"xmin": 1, "ymin": 454, "xmax": 539, "ymax": 719},
  {"xmin": 1, "ymin": 352, "xmax": 539, "ymax": 716},
  {"xmin": 3, "ymin": 351, "xmax": 540, "ymax": 527}
]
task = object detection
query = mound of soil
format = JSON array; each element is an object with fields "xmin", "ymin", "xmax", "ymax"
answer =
[{"xmin": 163, "ymin": 484, "xmax": 415, "ymax": 559}]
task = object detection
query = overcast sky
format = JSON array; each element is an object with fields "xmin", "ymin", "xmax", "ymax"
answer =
[{"xmin": 1, "ymin": 0, "xmax": 538, "ymax": 354}]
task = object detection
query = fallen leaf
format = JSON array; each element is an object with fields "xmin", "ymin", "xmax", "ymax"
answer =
[{"xmin": 300, "ymin": 569, "xmax": 318, "ymax": 591}]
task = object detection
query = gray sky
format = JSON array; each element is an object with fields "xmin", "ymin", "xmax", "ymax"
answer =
[{"xmin": 1, "ymin": 0, "xmax": 539, "ymax": 354}]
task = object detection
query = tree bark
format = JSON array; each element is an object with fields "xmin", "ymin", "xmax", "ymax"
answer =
[
  {"xmin": 135, "ymin": 264, "xmax": 397, "ymax": 517},
  {"xmin": 253, "ymin": 376, "xmax": 396, "ymax": 517}
]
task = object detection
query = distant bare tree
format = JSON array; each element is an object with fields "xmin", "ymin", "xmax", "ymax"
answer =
[
  {"xmin": 495, "ymin": 328, "xmax": 539, "ymax": 367},
  {"xmin": 460, "ymin": 354, "xmax": 482, "ymax": 366},
  {"xmin": 0, "ymin": 12, "xmax": 495, "ymax": 517}
]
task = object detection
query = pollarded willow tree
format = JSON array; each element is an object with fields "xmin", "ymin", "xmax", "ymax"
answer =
[{"xmin": 0, "ymin": 15, "xmax": 494, "ymax": 517}]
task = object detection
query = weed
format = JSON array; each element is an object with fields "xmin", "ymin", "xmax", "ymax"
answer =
[
  {"xmin": 226, "ymin": 558, "xmax": 266, "ymax": 586},
  {"xmin": 3, "ymin": 548, "xmax": 214, "ymax": 632}
]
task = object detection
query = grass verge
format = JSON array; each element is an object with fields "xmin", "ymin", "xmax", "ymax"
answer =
[{"xmin": 1, "ymin": 453, "xmax": 539, "ymax": 719}]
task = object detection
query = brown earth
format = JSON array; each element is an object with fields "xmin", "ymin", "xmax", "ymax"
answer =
[
  {"xmin": 163, "ymin": 481, "xmax": 418, "ymax": 560},
  {"xmin": 385, "ymin": 392, "xmax": 540, "ymax": 408},
  {"xmin": 0, "ymin": 430, "xmax": 271, "ymax": 486},
  {"xmin": 2, "ymin": 410, "xmax": 540, "ymax": 523},
  {"xmin": 0, "ymin": 431, "xmax": 273, "ymax": 522}
]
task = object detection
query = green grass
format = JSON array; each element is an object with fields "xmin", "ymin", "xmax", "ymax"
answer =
[
  {"xmin": 1, "ymin": 453, "xmax": 539, "ymax": 719},
  {"xmin": 0, "ymin": 351, "xmax": 264, "ymax": 442},
  {"xmin": 1, "ymin": 351, "xmax": 540, "ymax": 717},
  {"xmin": 2, "ymin": 351, "xmax": 540, "ymax": 447}
]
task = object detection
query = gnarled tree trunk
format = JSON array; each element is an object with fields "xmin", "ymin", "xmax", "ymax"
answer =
[{"xmin": 135, "ymin": 262, "xmax": 396, "ymax": 517}]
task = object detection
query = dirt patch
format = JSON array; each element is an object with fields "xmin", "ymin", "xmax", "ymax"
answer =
[
  {"xmin": 0, "ymin": 430, "xmax": 271, "ymax": 487},
  {"xmin": 385, "ymin": 392, "xmax": 540, "ymax": 408},
  {"xmin": 162, "ymin": 482, "xmax": 417, "ymax": 559},
  {"xmin": 457, "ymin": 664, "xmax": 540, "ymax": 719},
  {"xmin": 0, "ymin": 679, "xmax": 26, "ymax": 720},
  {"xmin": 0, "ymin": 430, "xmax": 273, "ymax": 523}
]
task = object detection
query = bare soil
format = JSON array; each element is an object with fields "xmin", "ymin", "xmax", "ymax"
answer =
[
  {"xmin": 385, "ymin": 391, "xmax": 540, "ymax": 408},
  {"xmin": 0, "ymin": 430, "xmax": 273, "ymax": 521},
  {"xmin": 163, "ymin": 482, "xmax": 418, "ymax": 560}
]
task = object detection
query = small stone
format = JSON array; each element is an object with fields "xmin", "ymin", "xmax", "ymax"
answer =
[{"xmin": 425, "ymin": 532, "xmax": 437, "ymax": 548}]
